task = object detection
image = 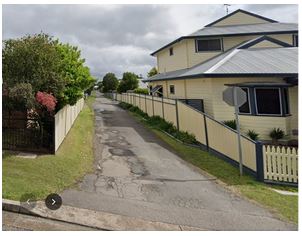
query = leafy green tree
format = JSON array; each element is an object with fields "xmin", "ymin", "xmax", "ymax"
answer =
[
  {"xmin": 147, "ymin": 67, "xmax": 158, "ymax": 77},
  {"xmin": 102, "ymin": 73, "xmax": 118, "ymax": 92},
  {"xmin": 3, "ymin": 33, "xmax": 65, "ymax": 103},
  {"xmin": 117, "ymin": 72, "xmax": 139, "ymax": 93},
  {"xmin": 55, "ymin": 43, "xmax": 96, "ymax": 106}
]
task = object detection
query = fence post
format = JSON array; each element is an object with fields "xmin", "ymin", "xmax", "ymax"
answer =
[
  {"xmin": 162, "ymin": 96, "xmax": 165, "ymax": 119},
  {"xmin": 152, "ymin": 95, "xmax": 155, "ymax": 116},
  {"xmin": 175, "ymin": 99, "xmax": 179, "ymax": 130},
  {"xmin": 203, "ymin": 114, "xmax": 209, "ymax": 151},
  {"xmin": 256, "ymin": 141, "xmax": 264, "ymax": 182},
  {"xmin": 145, "ymin": 94, "xmax": 147, "ymax": 113},
  {"xmin": 139, "ymin": 94, "xmax": 141, "ymax": 108}
]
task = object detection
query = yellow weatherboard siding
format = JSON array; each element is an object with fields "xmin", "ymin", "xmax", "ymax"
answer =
[
  {"xmin": 155, "ymin": 34, "xmax": 294, "ymax": 73},
  {"xmin": 288, "ymin": 86, "xmax": 298, "ymax": 139},
  {"xmin": 211, "ymin": 11, "xmax": 271, "ymax": 26},
  {"xmin": 249, "ymin": 40, "xmax": 283, "ymax": 48},
  {"xmin": 157, "ymin": 40, "xmax": 188, "ymax": 73}
]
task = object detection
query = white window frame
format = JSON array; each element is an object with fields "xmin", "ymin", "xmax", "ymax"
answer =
[
  {"xmin": 195, "ymin": 38, "xmax": 223, "ymax": 53},
  {"xmin": 254, "ymin": 87, "xmax": 282, "ymax": 116},
  {"xmin": 238, "ymin": 87, "xmax": 252, "ymax": 115}
]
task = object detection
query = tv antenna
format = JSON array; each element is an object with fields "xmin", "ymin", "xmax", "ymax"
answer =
[{"xmin": 224, "ymin": 4, "xmax": 231, "ymax": 15}]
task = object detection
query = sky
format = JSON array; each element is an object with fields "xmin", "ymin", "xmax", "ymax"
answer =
[{"xmin": 2, "ymin": 4, "xmax": 298, "ymax": 80}]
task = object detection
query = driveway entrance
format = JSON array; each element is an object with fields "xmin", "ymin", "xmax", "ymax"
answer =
[{"xmin": 61, "ymin": 93, "xmax": 296, "ymax": 230}]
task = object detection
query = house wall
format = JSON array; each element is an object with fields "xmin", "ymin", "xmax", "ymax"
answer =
[
  {"xmin": 210, "ymin": 11, "xmax": 270, "ymax": 27},
  {"xmin": 288, "ymin": 86, "xmax": 298, "ymax": 139},
  {"xmin": 249, "ymin": 40, "xmax": 283, "ymax": 48},
  {"xmin": 155, "ymin": 34, "xmax": 294, "ymax": 73}
]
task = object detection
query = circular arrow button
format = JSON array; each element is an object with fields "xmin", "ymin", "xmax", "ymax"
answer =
[
  {"xmin": 45, "ymin": 193, "xmax": 62, "ymax": 210},
  {"xmin": 20, "ymin": 193, "xmax": 37, "ymax": 210}
]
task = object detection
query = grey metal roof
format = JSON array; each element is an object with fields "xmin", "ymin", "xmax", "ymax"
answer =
[
  {"xmin": 189, "ymin": 23, "xmax": 298, "ymax": 37},
  {"xmin": 144, "ymin": 46, "xmax": 298, "ymax": 82},
  {"xmin": 208, "ymin": 47, "xmax": 297, "ymax": 74},
  {"xmin": 151, "ymin": 22, "xmax": 298, "ymax": 56}
]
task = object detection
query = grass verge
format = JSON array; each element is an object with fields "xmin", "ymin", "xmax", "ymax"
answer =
[
  {"xmin": 120, "ymin": 103, "xmax": 298, "ymax": 224},
  {"xmin": 2, "ymin": 93, "xmax": 96, "ymax": 201}
]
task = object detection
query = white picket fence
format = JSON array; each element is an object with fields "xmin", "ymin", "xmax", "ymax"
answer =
[{"xmin": 263, "ymin": 145, "xmax": 298, "ymax": 183}]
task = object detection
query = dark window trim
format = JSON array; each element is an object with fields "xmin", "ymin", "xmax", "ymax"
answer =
[
  {"xmin": 195, "ymin": 38, "xmax": 223, "ymax": 53},
  {"xmin": 169, "ymin": 85, "xmax": 175, "ymax": 94},
  {"xmin": 238, "ymin": 87, "xmax": 251, "ymax": 115},
  {"xmin": 169, "ymin": 47, "xmax": 174, "ymax": 56},
  {"xmin": 254, "ymin": 87, "xmax": 283, "ymax": 116},
  {"xmin": 292, "ymin": 34, "xmax": 298, "ymax": 47}
]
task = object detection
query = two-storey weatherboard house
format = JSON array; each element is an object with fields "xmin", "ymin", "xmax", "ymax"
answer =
[{"xmin": 143, "ymin": 9, "xmax": 298, "ymax": 142}]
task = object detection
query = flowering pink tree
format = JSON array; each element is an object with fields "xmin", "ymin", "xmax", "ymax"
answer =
[{"xmin": 35, "ymin": 91, "xmax": 57, "ymax": 112}]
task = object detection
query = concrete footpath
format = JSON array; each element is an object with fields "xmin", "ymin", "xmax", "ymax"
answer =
[{"xmin": 59, "ymin": 93, "xmax": 296, "ymax": 230}]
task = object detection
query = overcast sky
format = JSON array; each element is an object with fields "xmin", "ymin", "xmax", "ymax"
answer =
[{"xmin": 2, "ymin": 4, "xmax": 298, "ymax": 80}]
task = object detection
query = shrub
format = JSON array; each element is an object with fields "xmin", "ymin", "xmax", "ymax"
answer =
[
  {"xmin": 119, "ymin": 102, "xmax": 133, "ymax": 110},
  {"xmin": 223, "ymin": 120, "xmax": 237, "ymax": 130},
  {"xmin": 134, "ymin": 88, "xmax": 149, "ymax": 95},
  {"xmin": 7, "ymin": 83, "xmax": 35, "ymax": 110},
  {"xmin": 269, "ymin": 128, "xmax": 285, "ymax": 143},
  {"xmin": 246, "ymin": 130, "xmax": 259, "ymax": 141},
  {"xmin": 174, "ymin": 131, "xmax": 198, "ymax": 144},
  {"xmin": 35, "ymin": 91, "xmax": 57, "ymax": 112}
]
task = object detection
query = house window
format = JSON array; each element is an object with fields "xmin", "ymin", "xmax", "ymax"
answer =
[
  {"xmin": 169, "ymin": 47, "xmax": 174, "ymax": 56},
  {"xmin": 239, "ymin": 88, "xmax": 250, "ymax": 114},
  {"xmin": 196, "ymin": 39, "xmax": 222, "ymax": 52},
  {"xmin": 255, "ymin": 88, "xmax": 281, "ymax": 115},
  {"xmin": 169, "ymin": 85, "xmax": 175, "ymax": 94},
  {"xmin": 293, "ymin": 35, "xmax": 298, "ymax": 47}
]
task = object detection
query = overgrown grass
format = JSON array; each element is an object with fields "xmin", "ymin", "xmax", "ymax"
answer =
[
  {"xmin": 123, "ymin": 102, "xmax": 298, "ymax": 224},
  {"xmin": 2, "ymin": 93, "xmax": 96, "ymax": 201}
]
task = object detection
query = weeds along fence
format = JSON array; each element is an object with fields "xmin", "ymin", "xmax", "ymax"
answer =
[
  {"xmin": 54, "ymin": 98, "xmax": 84, "ymax": 152},
  {"xmin": 113, "ymin": 92, "xmax": 298, "ymax": 185}
]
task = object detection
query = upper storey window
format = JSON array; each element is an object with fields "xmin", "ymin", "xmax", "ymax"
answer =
[
  {"xmin": 169, "ymin": 47, "xmax": 174, "ymax": 56},
  {"xmin": 196, "ymin": 38, "xmax": 222, "ymax": 52}
]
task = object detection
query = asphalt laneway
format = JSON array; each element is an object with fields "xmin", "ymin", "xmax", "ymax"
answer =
[{"xmin": 61, "ymin": 92, "xmax": 297, "ymax": 230}]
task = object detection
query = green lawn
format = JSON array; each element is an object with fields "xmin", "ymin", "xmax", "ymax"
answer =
[
  {"xmin": 129, "ymin": 111, "xmax": 298, "ymax": 224},
  {"xmin": 2, "ymin": 93, "xmax": 95, "ymax": 201}
]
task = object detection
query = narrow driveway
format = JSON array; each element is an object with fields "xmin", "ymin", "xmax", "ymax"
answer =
[{"xmin": 61, "ymin": 93, "xmax": 296, "ymax": 230}]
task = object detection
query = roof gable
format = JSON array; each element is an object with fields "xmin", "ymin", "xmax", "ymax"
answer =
[
  {"xmin": 205, "ymin": 9, "xmax": 278, "ymax": 27},
  {"xmin": 238, "ymin": 36, "xmax": 293, "ymax": 49}
]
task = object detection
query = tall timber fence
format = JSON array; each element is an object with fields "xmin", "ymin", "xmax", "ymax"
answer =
[
  {"xmin": 113, "ymin": 92, "xmax": 298, "ymax": 186},
  {"xmin": 54, "ymin": 98, "xmax": 84, "ymax": 152}
]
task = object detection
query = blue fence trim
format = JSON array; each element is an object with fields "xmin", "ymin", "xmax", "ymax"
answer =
[{"xmin": 255, "ymin": 141, "xmax": 264, "ymax": 181}]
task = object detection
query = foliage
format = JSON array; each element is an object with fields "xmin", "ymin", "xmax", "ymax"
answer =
[
  {"xmin": 2, "ymin": 33, "xmax": 65, "ymax": 103},
  {"xmin": 117, "ymin": 72, "xmax": 139, "ymax": 93},
  {"xmin": 223, "ymin": 120, "xmax": 237, "ymax": 130},
  {"xmin": 147, "ymin": 67, "xmax": 158, "ymax": 77},
  {"xmin": 55, "ymin": 42, "xmax": 96, "ymax": 107},
  {"xmin": 133, "ymin": 88, "xmax": 149, "ymax": 95},
  {"xmin": 3, "ymin": 33, "xmax": 95, "ymax": 112},
  {"xmin": 4, "ymin": 83, "xmax": 35, "ymax": 111},
  {"xmin": 246, "ymin": 130, "xmax": 259, "ymax": 141},
  {"xmin": 269, "ymin": 128, "xmax": 285, "ymax": 141},
  {"xmin": 35, "ymin": 91, "xmax": 57, "ymax": 112},
  {"xmin": 119, "ymin": 103, "xmax": 197, "ymax": 144},
  {"xmin": 102, "ymin": 73, "xmax": 119, "ymax": 92}
]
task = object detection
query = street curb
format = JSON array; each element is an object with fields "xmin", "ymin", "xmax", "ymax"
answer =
[{"xmin": 2, "ymin": 199, "xmax": 204, "ymax": 231}]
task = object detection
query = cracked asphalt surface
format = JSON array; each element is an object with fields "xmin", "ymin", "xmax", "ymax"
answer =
[{"xmin": 61, "ymin": 93, "xmax": 297, "ymax": 230}]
